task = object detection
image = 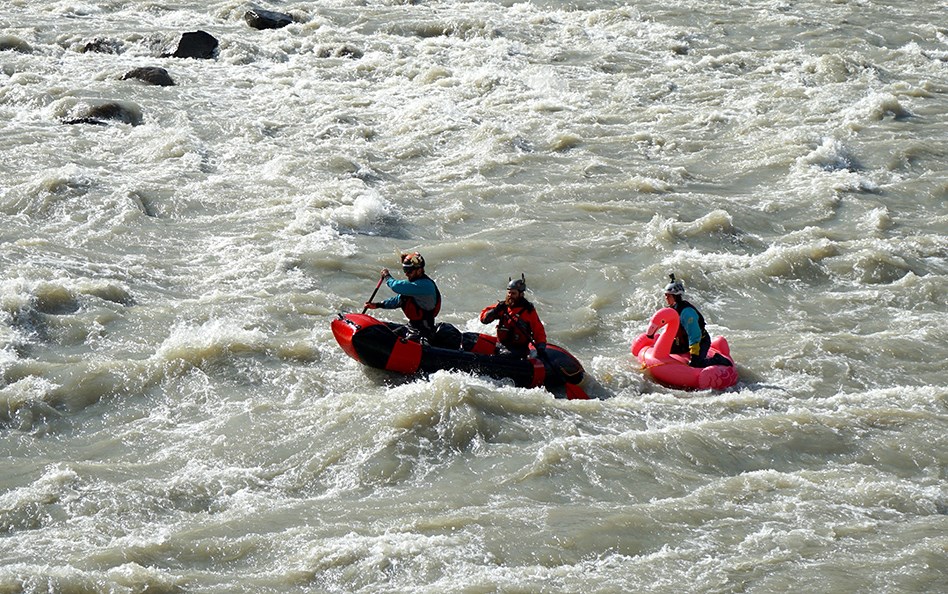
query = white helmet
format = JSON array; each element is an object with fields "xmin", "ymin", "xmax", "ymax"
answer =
[{"xmin": 663, "ymin": 273, "xmax": 685, "ymax": 296}]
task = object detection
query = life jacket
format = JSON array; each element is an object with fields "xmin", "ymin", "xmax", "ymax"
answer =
[
  {"xmin": 496, "ymin": 301, "xmax": 539, "ymax": 349},
  {"xmin": 672, "ymin": 299, "xmax": 709, "ymax": 348},
  {"xmin": 401, "ymin": 275, "xmax": 441, "ymax": 334}
]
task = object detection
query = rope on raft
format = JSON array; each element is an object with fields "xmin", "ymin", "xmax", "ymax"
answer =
[{"xmin": 641, "ymin": 360, "xmax": 674, "ymax": 371}]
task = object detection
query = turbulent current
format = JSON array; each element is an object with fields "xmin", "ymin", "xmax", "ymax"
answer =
[{"xmin": 1, "ymin": 0, "xmax": 946, "ymax": 592}]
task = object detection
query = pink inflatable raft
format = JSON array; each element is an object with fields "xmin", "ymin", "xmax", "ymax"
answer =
[{"xmin": 630, "ymin": 307, "xmax": 738, "ymax": 390}]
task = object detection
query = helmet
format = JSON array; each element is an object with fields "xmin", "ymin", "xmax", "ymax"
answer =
[
  {"xmin": 507, "ymin": 274, "xmax": 526, "ymax": 293},
  {"xmin": 663, "ymin": 273, "xmax": 685, "ymax": 296},
  {"xmin": 401, "ymin": 252, "xmax": 425, "ymax": 271}
]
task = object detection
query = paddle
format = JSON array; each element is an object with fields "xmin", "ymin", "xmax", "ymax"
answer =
[{"xmin": 361, "ymin": 274, "xmax": 385, "ymax": 314}]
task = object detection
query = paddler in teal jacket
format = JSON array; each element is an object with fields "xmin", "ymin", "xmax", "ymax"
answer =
[
  {"xmin": 365, "ymin": 252, "xmax": 441, "ymax": 338},
  {"xmin": 662, "ymin": 275, "xmax": 714, "ymax": 367}
]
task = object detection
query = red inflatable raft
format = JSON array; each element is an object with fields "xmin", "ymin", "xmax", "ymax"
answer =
[
  {"xmin": 630, "ymin": 307, "xmax": 738, "ymax": 390},
  {"xmin": 332, "ymin": 313, "xmax": 588, "ymax": 398}
]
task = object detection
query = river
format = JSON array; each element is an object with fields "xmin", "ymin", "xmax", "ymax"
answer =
[{"xmin": 1, "ymin": 1, "xmax": 946, "ymax": 592}]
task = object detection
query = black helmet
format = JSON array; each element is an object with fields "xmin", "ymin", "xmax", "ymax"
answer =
[
  {"xmin": 401, "ymin": 252, "xmax": 425, "ymax": 271},
  {"xmin": 663, "ymin": 273, "xmax": 685, "ymax": 296},
  {"xmin": 507, "ymin": 274, "xmax": 526, "ymax": 292}
]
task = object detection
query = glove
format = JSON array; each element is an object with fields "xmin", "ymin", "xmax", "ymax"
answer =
[
  {"xmin": 687, "ymin": 343, "xmax": 702, "ymax": 367},
  {"xmin": 364, "ymin": 302, "xmax": 379, "ymax": 310},
  {"xmin": 535, "ymin": 343, "xmax": 549, "ymax": 362},
  {"xmin": 491, "ymin": 301, "xmax": 507, "ymax": 317}
]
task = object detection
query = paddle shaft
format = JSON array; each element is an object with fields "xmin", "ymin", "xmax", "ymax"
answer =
[{"xmin": 361, "ymin": 275, "xmax": 385, "ymax": 314}]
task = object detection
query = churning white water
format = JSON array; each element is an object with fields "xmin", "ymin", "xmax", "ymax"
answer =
[{"xmin": 1, "ymin": 0, "xmax": 946, "ymax": 592}]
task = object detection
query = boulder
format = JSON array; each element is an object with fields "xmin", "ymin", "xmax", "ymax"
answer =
[
  {"xmin": 61, "ymin": 117, "xmax": 110, "ymax": 127},
  {"xmin": 244, "ymin": 8, "xmax": 294, "ymax": 30},
  {"xmin": 81, "ymin": 38, "xmax": 122, "ymax": 54},
  {"xmin": 0, "ymin": 34, "xmax": 33, "ymax": 53},
  {"xmin": 62, "ymin": 101, "xmax": 143, "ymax": 126},
  {"xmin": 165, "ymin": 30, "xmax": 218, "ymax": 59},
  {"xmin": 316, "ymin": 45, "xmax": 364, "ymax": 59},
  {"xmin": 122, "ymin": 66, "xmax": 175, "ymax": 86}
]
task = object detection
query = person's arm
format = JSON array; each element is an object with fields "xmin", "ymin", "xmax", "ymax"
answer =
[
  {"xmin": 387, "ymin": 277, "xmax": 435, "ymax": 296},
  {"xmin": 481, "ymin": 302, "xmax": 505, "ymax": 323},
  {"xmin": 528, "ymin": 310, "xmax": 547, "ymax": 347},
  {"xmin": 521, "ymin": 309, "xmax": 549, "ymax": 362},
  {"xmin": 679, "ymin": 307, "xmax": 701, "ymax": 354},
  {"xmin": 371, "ymin": 295, "xmax": 401, "ymax": 309}
]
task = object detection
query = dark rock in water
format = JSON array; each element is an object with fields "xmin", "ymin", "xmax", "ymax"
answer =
[
  {"xmin": 62, "ymin": 117, "xmax": 110, "ymax": 126},
  {"xmin": 316, "ymin": 45, "xmax": 364, "ymax": 59},
  {"xmin": 122, "ymin": 66, "xmax": 175, "ymax": 86},
  {"xmin": 81, "ymin": 38, "xmax": 122, "ymax": 54},
  {"xmin": 62, "ymin": 101, "xmax": 143, "ymax": 126},
  {"xmin": 85, "ymin": 103, "xmax": 142, "ymax": 125},
  {"xmin": 244, "ymin": 8, "xmax": 294, "ymax": 30},
  {"xmin": 165, "ymin": 30, "xmax": 218, "ymax": 59},
  {"xmin": 0, "ymin": 34, "xmax": 33, "ymax": 53}
]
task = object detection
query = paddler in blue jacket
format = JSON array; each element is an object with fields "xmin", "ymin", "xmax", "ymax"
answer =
[
  {"xmin": 365, "ymin": 252, "xmax": 441, "ymax": 338},
  {"xmin": 662, "ymin": 274, "xmax": 729, "ymax": 368}
]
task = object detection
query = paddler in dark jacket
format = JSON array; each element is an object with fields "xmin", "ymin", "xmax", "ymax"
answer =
[
  {"xmin": 365, "ymin": 252, "xmax": 441, "ymax": 338},
  {"xmin": 480, "ymin": 275, "xmax": 548, "ymax": 360},
  {"xmin": 662, "ymin": 274, "xmax": 729, "ymax": 368}
]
